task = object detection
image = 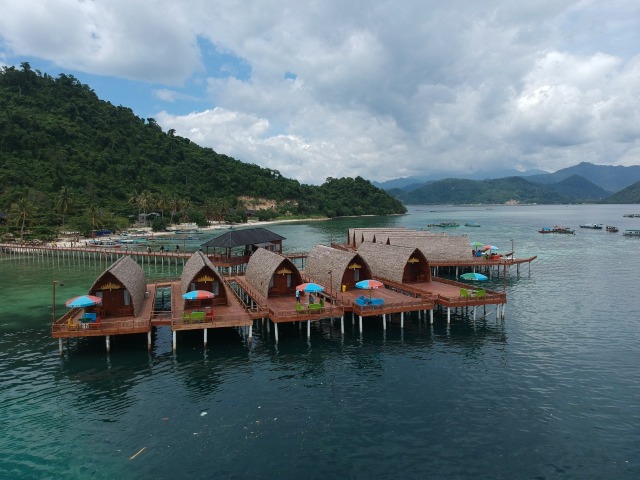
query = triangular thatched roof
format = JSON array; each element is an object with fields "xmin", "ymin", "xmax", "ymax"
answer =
[
  {"xmin": 201, "ymin": 227, "xmax": 285, "ymax": 249},
  {"xmin": 245, "ymin": 248, "xmax": 301, "ymax": 298},
  {"xmin": 89, "ymin": 255, "xmax": 147, "ymax": 316},
  {"xmin": 304, "ymin": 245, "xmax": 372, "ymax": 293},
  {"xmin": 357, "ymin": 242, "xmax": 428, "ymax": 283},
  {"xmin": 181, "ymin": 251, "xmax": 223, "ymax": 294}
]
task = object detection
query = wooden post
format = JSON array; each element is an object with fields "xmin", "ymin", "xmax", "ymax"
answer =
[
  {"xmin": 307, "ymin": 320, "xmax": 310, "ymax": 338},
  {"xmin": 430, "ymin": 309, "xmax": 433, "ymax": 324},
  {"xmin": 147, "ymin": 331, "xmax": 151, "ymax": 350},
  {"xmin": 401, "ymin": 312, "xmax": 404, "ymax": 329},
  {"xmin": 172, "ymin": 331, "xmax": 176, "ymax": 351},
  {"xmin": 59, "ymin": 338, "xmax": 63, "ymax": 355},
  {"xmin": 340, "ymin": 315, "xmax": 344, "ymax": 334},
  {"xmin": 204, "ymin": 328, "xmax": 208, "ymax": 348},
  {"xmin": 382, "ymin": 314, "xmax": 386, "ymax": 330},
  {"xmin": 501, "ymin": 304, "xmax": 506, "ymax": 319},
  {"xmin": 359, "ymin": 315, "xmax": 363, "ymax": 333},
  {"xmin": 447, "ymin": 307, "xmax": 451, "ymax": 324},
  {"xmin": 274, "ymin": 322, "xmax": 279, "ymax": 342},
  {"xmin": 248, "ymin": 325, "xmax": 253, "ymax": 338},
  {"xmin": 106, "ymin": 335, "xmax": 111, "ymax": 353}
]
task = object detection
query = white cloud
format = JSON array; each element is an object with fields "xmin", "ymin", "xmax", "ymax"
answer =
[{"xmin": 2, "ymin": 0, "xmax": 640, "ymax": 183}]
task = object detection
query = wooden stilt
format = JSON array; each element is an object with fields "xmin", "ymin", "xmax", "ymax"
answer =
[
  {"xmin": 248, "ymin": 325, "xmax": 253, "ymax": 338},
  {"xmin": 147, "ymin": 331, "xmax": 151, "ymax": 350},
  {"xmin": 307, "ymin": 320, "xmax": 310, "ymax": 338},
  {"xmin": 106, "ymin": 335, "xmax": 111, "ymax": 353},
  {"xmin": 340, "ymin": 315, "xmax": 344, "ymax": 334},
  {"xmin": 204, "ymin": 328, "xmax": 208, "ymax": 348},
  {"xmin": 274, "ymin": 322, "xmax": 279, "ymax": 342},
  {"xmin": 59, "ymin": 338, "xmax": 63, "ymax": 355},
  {"xmin": 359, "ymin": 315, "xmax": 363, "ymax": 333},
  {"xmin": 382, "ymin": 314, "xmax": 386, "ymax": 330},
  {"xmin": 447, "ymin": 307, "xmax": 451, "ymax": 324},
  {"xmin": 401, "ymin": 311, "xmax": 404, "ymax": 328},
  {"xmin": 172, "ymin": 331, "xmax": 176, "ymax": 351}
]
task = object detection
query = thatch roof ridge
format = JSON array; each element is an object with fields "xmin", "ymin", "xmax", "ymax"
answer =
[
  {"xmin": 305, "ymin": 245, "xmax": 369, "ymax": 292},
  {"xmin": 90, "ymin": 255, "xmax": 147, "ymax": 316},
  {"xmin": 181, "ymin": 251, "xmax": 222, "ymax": 293},
  {"xmin": 388, "ymin": 234, "xmax": 471, "ymax": 260}
]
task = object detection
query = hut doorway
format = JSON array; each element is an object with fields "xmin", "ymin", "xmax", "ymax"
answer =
[{"xmin": 270, "ymin": 271, "xmax": 293, "ymax": 297}]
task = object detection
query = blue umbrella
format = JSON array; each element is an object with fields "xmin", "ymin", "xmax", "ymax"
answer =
[
  {"xmin": 296, "ymin": 282, "xmax": 324, "ymax": 293},
  {"xmin": 460, "ymin": 272, "xmax": 488, "ymax": 281},
  {"xmin": 65, "ymin": 295, "xmax": 102, "ymax": 308},
  {"xmin": 182, "ymin": 290, "xmax": 215, "ymax": 300}
]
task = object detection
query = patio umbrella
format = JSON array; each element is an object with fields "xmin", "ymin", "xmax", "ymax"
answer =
[
  {"xmin": 182, "ymin": 290, "xmax": 215, "ymax": 300},
  {"xmin": 296, "ymin": 282, "xmax": 324, "ymax": 293},
  {"xmin": 470, "ymin": 241, "xmax": 484, "ymax": 248},
  {"xmin": 482, "ymin": 245, "xmax": 499, "ymax": 251},
  {"xmin": 65, "ymin": 295, "xmax": 102, "ymax": 308},
  {"xmin": 355, "ymin": 279, "xmax": 384, "ymax": 300},
  {"xmin": 459, "ymin": 272, "xmax": 488, "ymax": 281}
]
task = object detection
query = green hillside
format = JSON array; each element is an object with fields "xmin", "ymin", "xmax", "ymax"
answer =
[
  {"xmin": 601, "ymin": 180, "xmax": 640, "ymax": 203},
  {"xmin": 393, "ymin": 176, "xmax": 567, "ymax": 204},
  {"xmin": 0, "ymin": 64, "xmax": 405, "ymax": 239}
]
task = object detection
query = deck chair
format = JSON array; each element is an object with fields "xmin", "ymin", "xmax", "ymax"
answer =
[
  {"xmin": 295, "ymin": 302, "xmax": 304, "ymax": 314},
  {"xmin": 475, "ymin": 289, "xmax": 487, "ymax": 299},
  {"xmin": 67, "ymin": 318, "xmax": 78, "ymax": 331},
  {"xmin": 460, "ymin": 288, "xmax": 470, "ymax": 299}
]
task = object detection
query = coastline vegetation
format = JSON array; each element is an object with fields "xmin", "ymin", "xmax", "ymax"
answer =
[{"xmin": 0, "ymin": 64, "xmax": 406, "ymax": 241}]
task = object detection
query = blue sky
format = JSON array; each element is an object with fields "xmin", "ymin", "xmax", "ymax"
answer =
[{"xmin": 1, "ymin": 0, "xmax": 640, "ymax": 185}]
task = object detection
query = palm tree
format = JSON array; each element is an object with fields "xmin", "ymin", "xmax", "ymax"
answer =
[
  {"xmin": 56, "ymin": 186, "xmax": 71, "ymax": 228},
  {"xmin": 138, "ymin": 190, "xmax": 151, "ymax": 224},
  {"xmin": 9, "ymin": 198, "xmax": 36, "ymax": 242},
  {"xmin": 87, "ymin": 205, "xmax": 104, "ymax": 237}
]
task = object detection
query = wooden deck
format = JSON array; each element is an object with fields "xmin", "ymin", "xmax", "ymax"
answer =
[{"xmin": 52, "ymin": 284, "xmax": 157, "ymax": 339}]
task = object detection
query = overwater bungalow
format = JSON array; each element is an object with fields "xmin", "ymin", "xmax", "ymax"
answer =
[
  {"xmin": 52, "ymin": 255, "xmax": 154, "ymax": 353},
  {"xmin": 234, "ymin": 248, "xmax": 343, "ymax": 340},
  {"xmin": 170, "ymin": 251, "xmax": 252, "ymax": 350},
  {"xmin": 306, "ymin": 244, "xmax": 432, "ymax": 332}
]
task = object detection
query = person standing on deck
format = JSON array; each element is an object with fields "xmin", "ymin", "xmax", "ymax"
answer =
[{"xmin": 296, "ymin": 289, "xmax": 300, "ymax": 302}]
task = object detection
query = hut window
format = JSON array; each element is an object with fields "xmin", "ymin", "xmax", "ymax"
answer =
[
  {"xmin": 123, "ymin": 290, "xmax": 131, "ymax": 306},
  {"xmin": 212, "ymin": 281, "xmax": 220, "ymax": 295},
  {"xmin": 269, "ymin": 276, "xmax": 274, "ymax": 288},
  {"xmin": 354, "ymin": 269, "xmax": 360, "ymax": 281},
  {"xmin": 286, "ymin": 274, "xmax": 292, "ymax": 287},
  {"xmin": 95, "ymin": 291, "xmax": 103, "ymax": 299},
  {"xmin": 190, "ymin": 282, "xmax": 196, "ymax": 291}
]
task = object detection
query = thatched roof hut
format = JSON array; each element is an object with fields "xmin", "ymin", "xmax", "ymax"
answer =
[
  {"xmin": 245, "ymin": 248, "xmax": 302, "ymax": 298},
  {"xmin": 357, "ymin": 242, "xmax": 431, "ymax": 283},
  {"xmin": 304, "ymin": 245, "xmax": 373, "ymax": 292},
  {"xmin": 347, "ymin": 227, "xmax": 409, "ymax": 248},
  {"xmin": 386, "ymin": 234, "xmax": 470, "ymax": 261},
  {"xmin": 88, "ymin": 255, "xmax": 147, "ymax": 317},
  {"xmin": 181, "ymin": 251, "xmax": 227, "ymax": 304}
]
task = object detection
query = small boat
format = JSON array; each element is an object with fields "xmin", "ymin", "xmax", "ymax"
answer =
[
  {"xmin": 427, "ymin": 222, "xmax": 460, "ymax": 228},
  {"xmin": 623, "ymin": 229, "xmax": 640, "ymax": 237},
  {"xmin": 579, "ymin": 223, "xmax": 603, "ymax": 229},
  {"xmin": 622, "ymin": 214, "xmax": 640, "ymax": 218},
  {"xmin": 605, "ymin": 226, "xmax": 619, "ymax": 233},
  {"xmin": 539, "ymin": 226, "xmax": 575, "ymax": 234},
  {"xmin": 464, "ymin": 222, "xmax": 481, "ymax": 227}
]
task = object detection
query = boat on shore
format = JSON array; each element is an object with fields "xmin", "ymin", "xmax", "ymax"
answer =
[
  {"xmin": 427, "ymin": 222, "xmax": 460, "ymax": 228},
  {"xmin": 579, "ymin": 223, "xmax": 603, "ymax": 230},
  {"xmin": 464, "ymin": 222, "xmax": 481, "ymax": 227},
  {"xmin": 623, "ymin": 229, "xmax": 640, "ymax": 237},
  {"xmin": 606, "ymin": 226, "xmax": 619, "ymax": 233},
  {"xmin": 539, "ymin": 226, "xmax": 575, "ymax": 234}
]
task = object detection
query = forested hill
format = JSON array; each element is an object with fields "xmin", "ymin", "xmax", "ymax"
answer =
[{"xmin": 0, "ymin": 64, "xmax": 405, "ymax": 237}]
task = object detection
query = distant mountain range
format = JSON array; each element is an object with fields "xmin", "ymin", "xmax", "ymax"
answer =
[{"xmin": 375, "ymin": 162, "xmax": 640, "ymax": 204}]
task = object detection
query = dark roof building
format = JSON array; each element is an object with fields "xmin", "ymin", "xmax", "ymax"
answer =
[{"xmin": 201, "ymin": 227, "xmax": 285, "ymax": 250}]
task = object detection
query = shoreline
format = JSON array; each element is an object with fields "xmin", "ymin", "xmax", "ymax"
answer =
[{"xmin": 51, "ymin": 217, "xmax": 330, "ymax": 248}]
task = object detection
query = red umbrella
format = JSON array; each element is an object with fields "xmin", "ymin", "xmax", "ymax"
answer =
[{"xmin": 182, "ymin": 290, "xmax": 215, "ymax": 300}]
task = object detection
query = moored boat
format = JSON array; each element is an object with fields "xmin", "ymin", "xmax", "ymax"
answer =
[
  {"xmin": 579, "ymin": 223, "xmax": 603, "ymax": 229},
  {"xmin": 539, "ymin": 226, "xmax": 575, "ymax": 234},
  {"xmin": 605, "ymin": 225, "xmax": 619, "ymax": 233},
  {"xmin": 622, "ymin": 229, "xmax": 640, "ymax": 237},
  {"xmin": 464, "ymin": 222, "xmax": 481, "ymax": 227}
]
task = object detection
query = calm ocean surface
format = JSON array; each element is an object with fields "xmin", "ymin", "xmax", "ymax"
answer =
[{"xmin": 1, "ymin": 205, "xmax": 639, "ymax": 479}]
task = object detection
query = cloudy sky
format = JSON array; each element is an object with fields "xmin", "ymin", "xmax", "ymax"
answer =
[{"xmin": 1, "ymin": 0, "xmax": 640, "ymax": 185}]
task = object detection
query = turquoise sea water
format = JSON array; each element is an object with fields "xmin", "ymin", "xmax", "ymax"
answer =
[{"xmin": 1, "ymin": 205, "xmax": 639, "ymax": 479}]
